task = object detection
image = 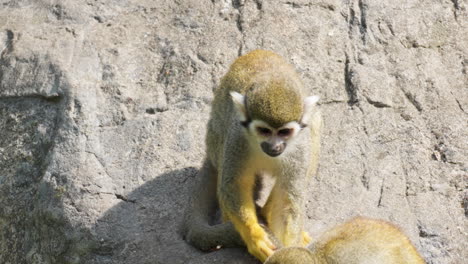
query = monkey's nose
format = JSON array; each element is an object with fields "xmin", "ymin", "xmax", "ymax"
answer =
[{"xmin": 272, "ymin": 144, "xmax": 283, "ymax": 152}]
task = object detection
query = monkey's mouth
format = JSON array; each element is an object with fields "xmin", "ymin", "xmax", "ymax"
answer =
[
  {"xmin": 265, "ymin": 151, "xmax": 282, "ymax": 157},
  {"xmin": 261, "ymin": 142, "xmax": 285, "ymax": 157}
]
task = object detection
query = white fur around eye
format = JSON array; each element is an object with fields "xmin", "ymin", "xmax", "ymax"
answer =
[
  {"xmin": 249, "ymin": 120, "xmax": 272, "ymax": 137},
  {"xmin": 281, "ymin": 121, "xmax": 301, "ymax": 138}
]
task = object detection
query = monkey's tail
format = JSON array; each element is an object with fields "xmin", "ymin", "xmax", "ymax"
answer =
[{"xmin": 182, "ymin": 214, "xmax": 244, "ymax": 251}]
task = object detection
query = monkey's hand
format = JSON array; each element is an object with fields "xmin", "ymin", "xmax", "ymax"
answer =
[
  {"xmin": 301, "ymin": 231, "xmax": 312, "ymax": 246},
  {"xmin": 241, "ymin": 223, "xmax": 276, "ymax": 262},
  {"xmin": 226, "ymin": 209, "xmax": 276, "ymax": 261}
]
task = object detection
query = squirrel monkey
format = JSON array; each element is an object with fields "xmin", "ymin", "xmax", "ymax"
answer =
[
  {"xmin": 182, "ymin": 50, "xmax": 321, "ymax": 262},
  {"xmin": 264, "ymin": 217, "xmax": 426, "ymax": 264}
]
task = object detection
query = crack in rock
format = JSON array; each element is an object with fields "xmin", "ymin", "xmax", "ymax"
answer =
[
  {"xmin": 0, "ymin": 29, "xmax": 14, "ymax": 58},
  {"xmin": 115, "ymin": 193, "xmax": 136, "ymax": 204},
  {"xmin": 377, "ymin": 178, "xmax": 385, "ymax": 207},
  {"xmin": 358, "ymin": 0, "xmax": 368, "ymax": 44},
  {"xmin": 402, "ymin": 89, "xmax": 423, "ymax": 112},
  {"xmin": 344, "ymin": 55, "xmax": 359, "ymax": 106},
  {"xmin": 365, "ymin": 96, "xmax": 391, "ymax": 108}
]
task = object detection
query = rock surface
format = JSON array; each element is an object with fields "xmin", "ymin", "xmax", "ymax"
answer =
[{"xmin": 0, "ymin": 0, "xmax": 466, "ymax": 263}]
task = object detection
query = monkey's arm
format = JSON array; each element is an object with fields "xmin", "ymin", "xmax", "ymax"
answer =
[
  {"xmin": 262, "ymin": 179, "xmax": 309, "ymax": 247},
  {"xmin": 218, "ymin": 163, "xmax": 276, "ymax": 262},
  {"xmin": 182, "ymin": 160, "xmax": 244, "ymax": 250}
]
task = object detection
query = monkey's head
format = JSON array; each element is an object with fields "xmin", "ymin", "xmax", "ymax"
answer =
[
  {"xmin": 230, "ymin": 79, "xmax": 319, "ymax": 158},
  {"xmin": 264, "ymin": 246, "xmax": 315, "ymax": 264}
]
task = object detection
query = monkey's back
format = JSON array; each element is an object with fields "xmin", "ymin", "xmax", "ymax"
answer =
[{"xmin": 314, "ymin": 217, "xmax": 425, "ymax": 264}]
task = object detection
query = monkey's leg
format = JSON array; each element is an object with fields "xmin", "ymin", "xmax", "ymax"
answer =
[
  {"xmin": 262, "ymin": 185, "xmax": 306, "ymax": 247},
  {"xmin": 182, "ymin": 160, "xmax": 244, "ymax": 250},
  {"xmin": 219, "ymin": 169, "xmax": 276, "ymax": 262}
]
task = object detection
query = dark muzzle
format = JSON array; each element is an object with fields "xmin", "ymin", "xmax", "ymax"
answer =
[{"xmin": 261, "ymin": 142, "xmax": 286, "ymax": 157}]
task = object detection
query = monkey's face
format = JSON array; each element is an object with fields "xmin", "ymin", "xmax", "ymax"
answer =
[
  {"xmin": 248, "ymin": 120, "xmax": 301, "ymax": 157},
  {"xmin": 230, "ymin": 91, "xmax": 319, "ymax": 158}
]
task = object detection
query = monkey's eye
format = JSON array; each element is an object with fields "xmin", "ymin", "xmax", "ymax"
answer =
[
  {"xmin": 278, "ymin": 128, "xmax": 293, "ymax": 137},
  {"xmin": 257, "ymin": 127, "xmax": 272, "ymax": 136}
]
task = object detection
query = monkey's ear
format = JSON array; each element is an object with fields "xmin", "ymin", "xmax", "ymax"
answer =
[
  {"xmin": 230, "ymin": 91, "xmax": 248, "ymax": 122},
  {"xmin": 301, "ymin": 95, "xmax": 320, "ymax": 125}
]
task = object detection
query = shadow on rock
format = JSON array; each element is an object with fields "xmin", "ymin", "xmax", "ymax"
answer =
[{"xmin": 87, "ymin": 167, "xmax": 257, "ymax": 264}]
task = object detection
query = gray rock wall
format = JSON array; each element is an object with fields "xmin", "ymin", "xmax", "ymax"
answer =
[{"xmin": 0, "ymin": 0, "xmax": 466, "ymax": 263}]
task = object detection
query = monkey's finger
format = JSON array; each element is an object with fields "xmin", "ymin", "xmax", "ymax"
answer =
[
  {"xmin": 264, "ymin": 237, "xmax": 277, "ymax": 250},
  {"xmin": 256, "ymin": 250, "xmax": 271, "ymax": 262},
  {"xmin": 259, "ymin": 241, "xmax": 275, "ymax": 258}
]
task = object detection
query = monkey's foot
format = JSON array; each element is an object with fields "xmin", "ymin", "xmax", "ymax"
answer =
[{"xmin": 301, "ymin": 231, "xmax": 312, "ymax": 246}]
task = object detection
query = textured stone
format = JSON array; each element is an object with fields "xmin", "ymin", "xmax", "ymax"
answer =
[{"xmin": 0, "ymin": 0, "xmax": 466, "ymax": 263}]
